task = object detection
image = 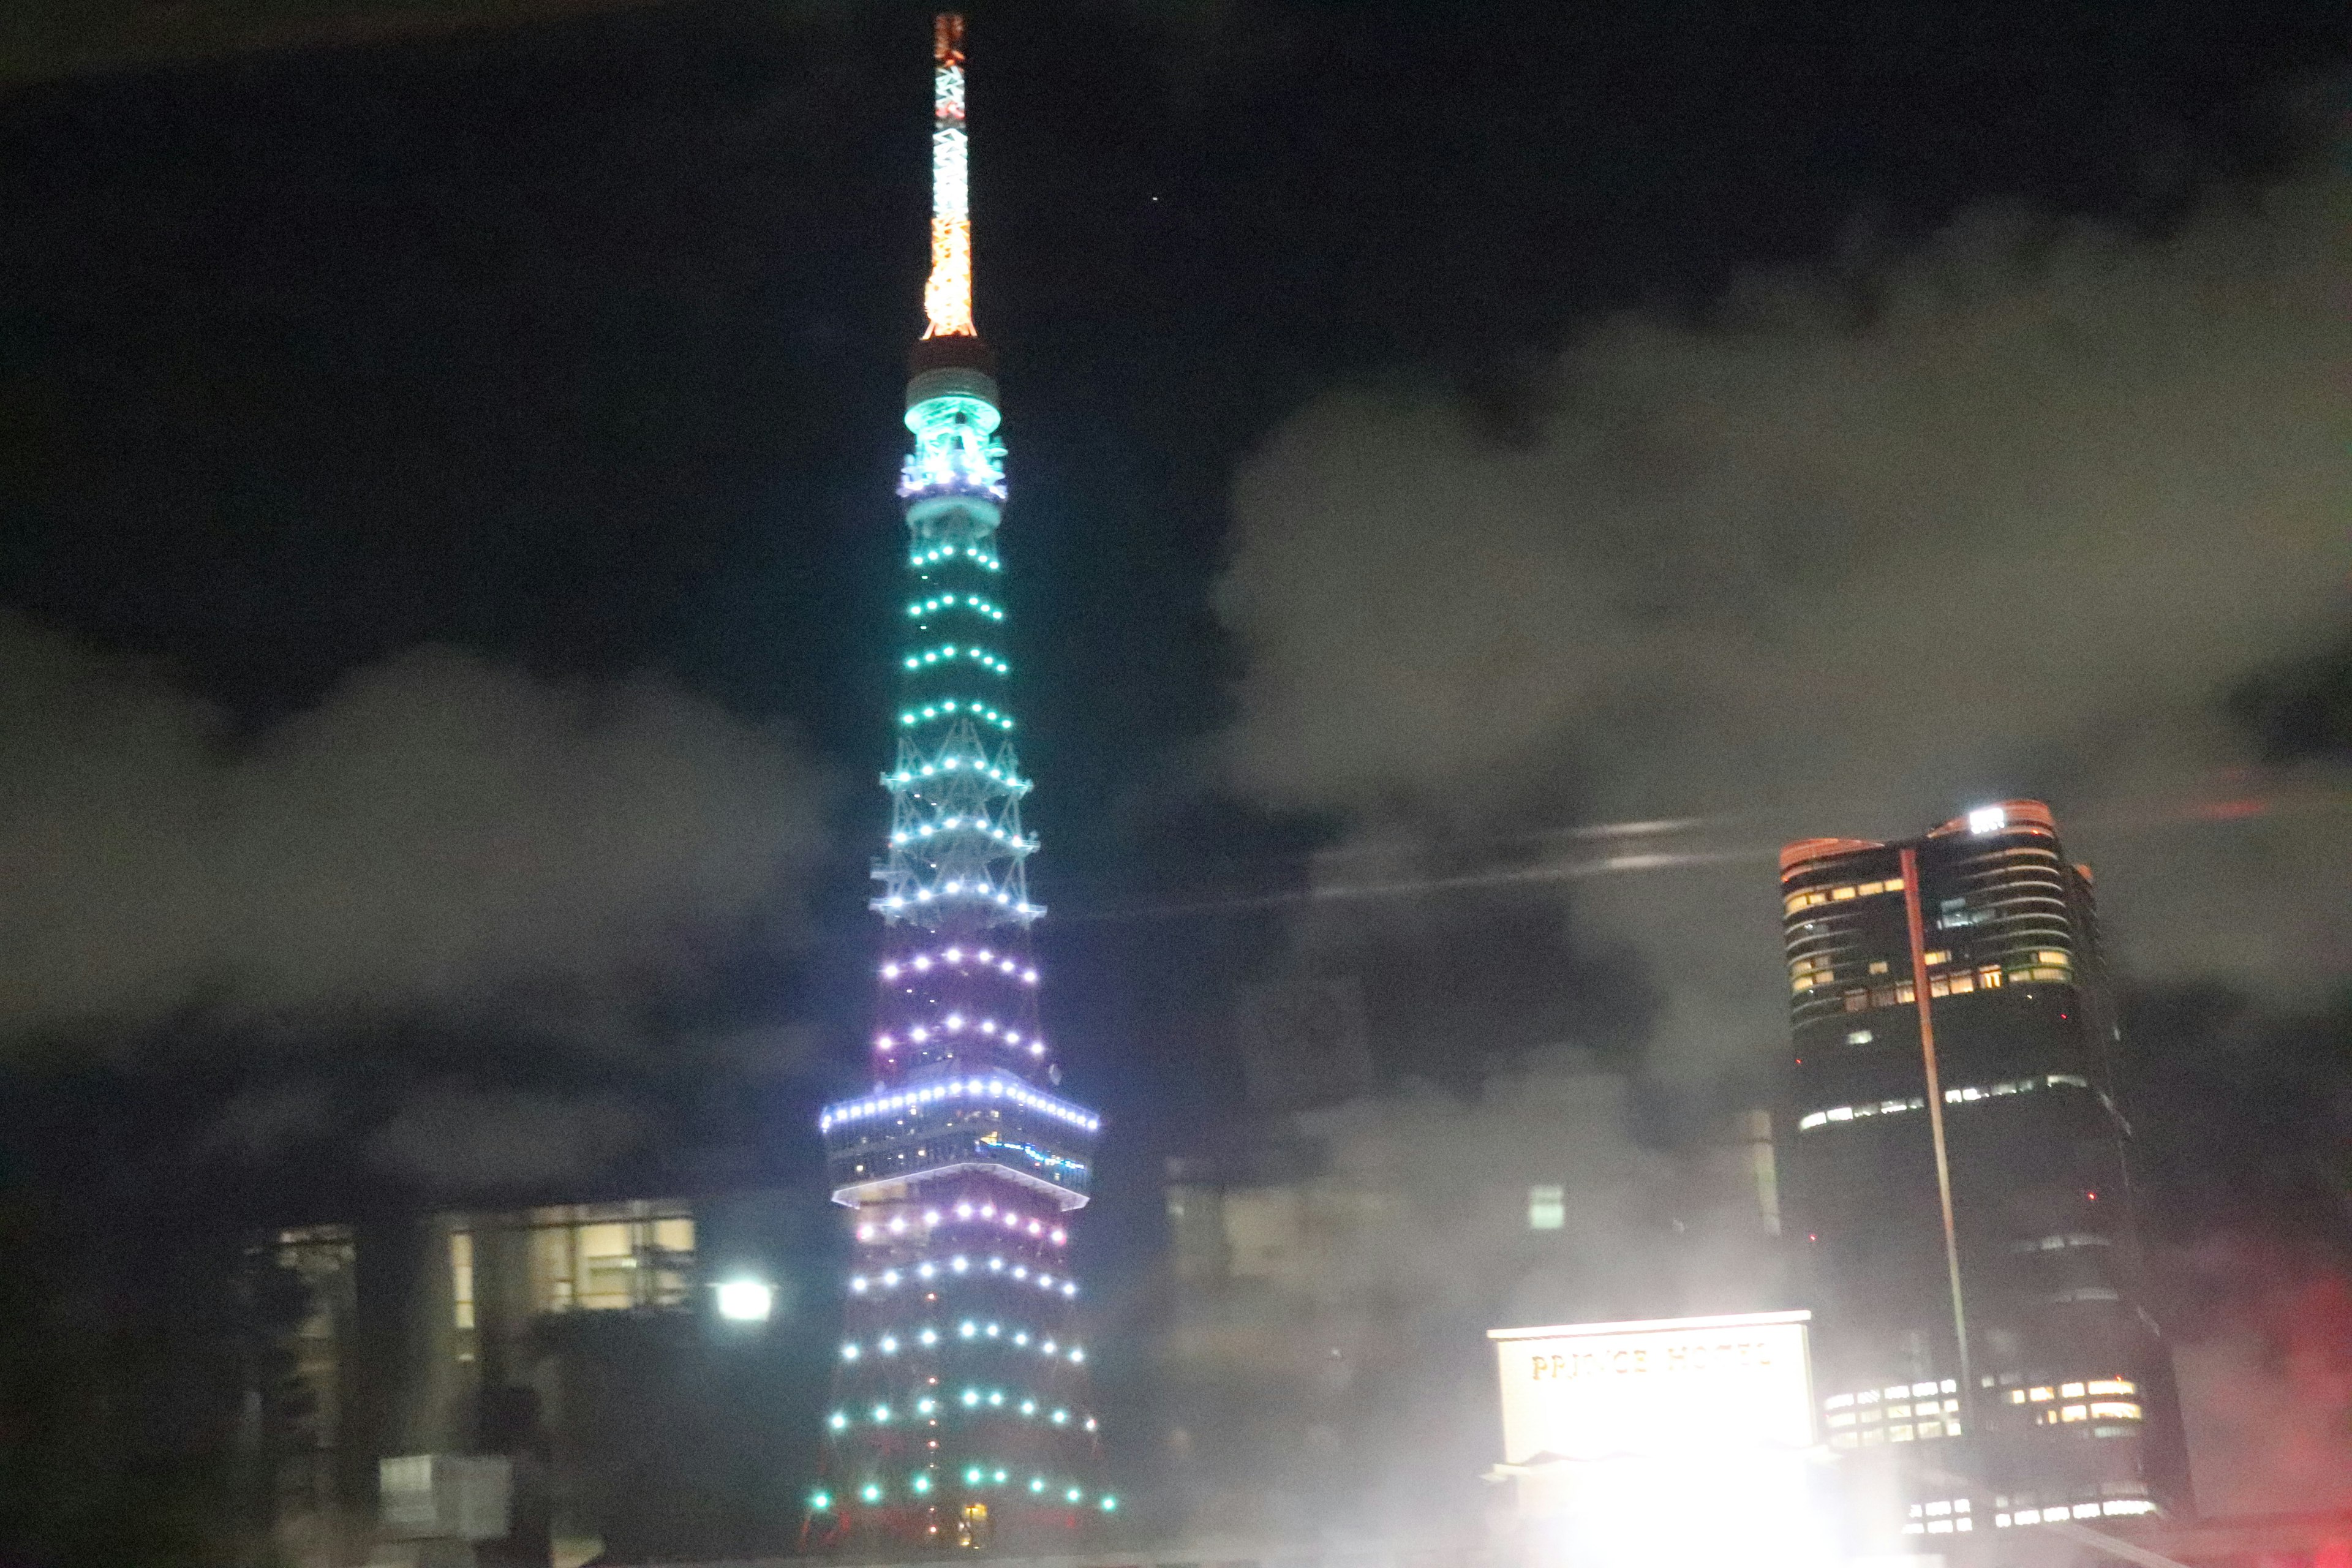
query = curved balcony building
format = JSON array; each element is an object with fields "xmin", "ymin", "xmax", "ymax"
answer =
[{"xmin": 1779, "ymin": 801, "xmax": 2187, "ymax": 1546}]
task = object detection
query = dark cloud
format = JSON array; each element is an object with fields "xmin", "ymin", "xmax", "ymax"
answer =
[
  {"xmin": 0, "ymin": 614, "xmax": 833, "ymax": 1042},
  {"xmin": 365, "ymin": 1082, "xmax": 654, "ymax": 1191},
  {"xmin": 2, "ymin": 0, "xmax": 692, "ymax": 81}
]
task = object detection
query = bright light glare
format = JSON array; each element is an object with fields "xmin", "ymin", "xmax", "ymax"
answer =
[
  {"xmin": 1511, "ymin": 1449, "xmax": 1837, "ymax": 1568},
  {"xmin": 1968, "ymin": 804, "xmax": 2007, "ymax": 834},
  {"xmin": 715, "ymin": 1280, "xmax": 774, "ymax": 1322}
]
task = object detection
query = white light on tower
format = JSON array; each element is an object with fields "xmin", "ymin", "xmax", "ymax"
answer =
[
  {"xmin": 1967, "ymin": 804, "xmax": 2007, "ymax": 834},
  {"xmin": 715, "ymin": 1279, "xmax": 774, "ymax": 1322}
]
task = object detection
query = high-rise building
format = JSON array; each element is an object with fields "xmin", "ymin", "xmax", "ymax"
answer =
[
  {"xmin": 1778, "ymin": 800, "xmax": 2188, "ymax": 1547},
  {"xmin": 805, "ymin": 15, "xmax": 1109, "ymax": 1553}
]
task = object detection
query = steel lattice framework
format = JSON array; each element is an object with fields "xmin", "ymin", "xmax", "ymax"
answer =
[{"xmin": 804, "ymin": 13, "xmax": 1109, "ymax": 1555}]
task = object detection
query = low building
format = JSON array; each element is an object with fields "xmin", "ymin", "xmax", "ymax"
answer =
[
  {"xmin": 1157, "ymin": 1056, "xmax": 1784, "ymax": 1544},
  {"xmin": 251, "ymin": 1187, "xmax": 823, "ymax": 1567}
]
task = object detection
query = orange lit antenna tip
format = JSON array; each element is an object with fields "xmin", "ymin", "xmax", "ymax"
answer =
[{"xmin": 934, "ymin": 13, "xmax": 965, "ymax": 68}]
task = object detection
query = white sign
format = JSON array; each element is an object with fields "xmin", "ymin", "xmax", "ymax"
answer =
[{"xmin": 1490, "ymin": 1310, "xmax": 1815, "ymax": 1464}]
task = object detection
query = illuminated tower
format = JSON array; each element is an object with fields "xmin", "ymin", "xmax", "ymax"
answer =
[{"xmin": 805, "ymin": 15, "xmax": 1110, "ymax": 1553}]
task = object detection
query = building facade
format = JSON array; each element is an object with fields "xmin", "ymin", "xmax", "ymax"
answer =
[
  {"xmin": 253, "ymin": 1191, "xmax": 810, "ymax": 1567},
  {"xmin": 805, "ymin": 15, "xmax": 1107, "ymax": 1553},
  {"xmin": 1778, "ymin": 800, "xmax": 2189, "ymax": 1547}
]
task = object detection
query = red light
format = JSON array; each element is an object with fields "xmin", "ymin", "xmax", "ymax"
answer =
[
  {"xmin": 2086, "ymin": 1191, "xmax": 2098, "ymax": 1201},
  {"xmin": 1807, "ymin": 1232, "xmax": 1819, "ymax": 1242}
]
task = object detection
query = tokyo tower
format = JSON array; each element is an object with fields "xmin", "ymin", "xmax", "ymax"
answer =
[{"xmin": 805, "ymin": 14, "xmax": 1110, "ymax": 1553}]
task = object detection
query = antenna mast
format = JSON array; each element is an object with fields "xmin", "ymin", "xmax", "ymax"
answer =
[{"xmin": 924, "ymin": 13, "xmax": 976, "ymax": 339}]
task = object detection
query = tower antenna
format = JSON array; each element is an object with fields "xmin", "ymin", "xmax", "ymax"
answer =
[{"xmin": 924, "ymin": 12, "xmax": 976, "ymax": 339}]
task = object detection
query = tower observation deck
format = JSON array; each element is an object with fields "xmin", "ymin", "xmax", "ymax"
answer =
[{"xmin": 805, "ymin": 15, "xmax": 1110, "ymax": 1553}]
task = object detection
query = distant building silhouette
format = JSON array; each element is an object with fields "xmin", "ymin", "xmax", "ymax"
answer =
[{"xmin": 1237, "ymin": 970, "xmax": 1374, "ymax": 1115}]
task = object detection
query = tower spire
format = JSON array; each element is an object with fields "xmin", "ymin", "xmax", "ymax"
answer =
[{"xmin": 924, "ymin": 12, "xmax": 976, "ymax": 341}]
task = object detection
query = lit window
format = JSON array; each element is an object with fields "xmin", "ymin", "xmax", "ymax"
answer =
[
  {"xmin": 451, "ymin": 1231, "xmax": 475, "ymax": 1332},
  {"xmin": 1845, "ymin": 1029, "xmax": 1873, "ymax": 1045},
  {"xmin": 1527, "ymin": 1185, "xmax": 1566, "ymax": 1231},
  {"xmin": 2086, "ymin": 1379, "xmax": 2135, "ymax": 1396},
  {"xmin": 2061, "ymin": 1382, "xmax": 2086, "ymax": 1398},
  {"xmin": 2007, "ymin": 1390, "xmax": 2027, "ymax": 1404},
  {"xmin": 2088, "ymin": 1402, "xmax": 2141, "ymax": 1420},
  {"xmin": 2028, "ymin": 1387, "xmax": 2052, "ymax": 1401},
  {"xmin": 2060, "ymin": 1405, "xmax": 2087, "ymax": 1422},
  {"xmin": 1833, "ymin": 886, "xmax": 1857, "ymax": 901},
  {"xmin": 524, "ymin": 1201, "xmax": 696, "ymax": 1314},
  {"xmin": 1978, "ymin": 968, "xmax": 2003, "ymax": 989},
  {"xmin": 2036, "ymin": 950, "xmax": 2070, "ymax": 965},
  {"xmin": 1923, "ymin": 950, "xmax": 1950, "ymax": 967},
  {"xmin": 1868, "ymin": 960, "xmax": 1890, "ymax": 975}
]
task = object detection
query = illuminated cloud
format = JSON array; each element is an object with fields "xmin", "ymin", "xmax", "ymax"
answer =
[
  {"xmin": 1216, "ymin": 164, "xmax": 2352, "ymax": 1069},
  {"xmin": 0, "ymin": 616, "xmax": 832, "ymax": 1040}
]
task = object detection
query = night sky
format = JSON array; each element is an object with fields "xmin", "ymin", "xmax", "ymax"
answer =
[{"xmin": 0, "ymin": 0, "xmax": 2346, "ymax": 1553}]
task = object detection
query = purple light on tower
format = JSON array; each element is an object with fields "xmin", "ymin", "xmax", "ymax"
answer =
[{"xmin": 804, "ymin": 13, "xmax": 1109, "ymax": 1555}]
